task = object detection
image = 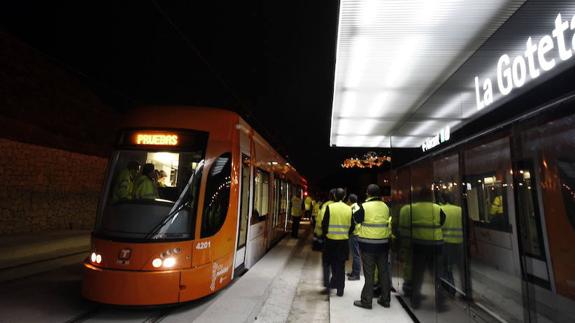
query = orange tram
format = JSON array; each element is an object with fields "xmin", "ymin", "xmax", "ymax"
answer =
[{"xmin": 82, "ymin": 107, "xmax": 307, "ymax": 305}]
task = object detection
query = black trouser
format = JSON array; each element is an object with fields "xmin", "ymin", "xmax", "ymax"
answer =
[
  {"xmin": 325, "ymin": 239, "xmax": 349, "ymax": 295},
  {"xmin": 411, "ymin": 243, "xmax": 444, "ymax": 307},
  {"xmin": 360, "ymin": 245, "xmax": 390, "ymax": 304},
  {"xmin": 291, "ymin": 216, "xmax": 301, "ymax": 238},
  {"xmin": 442, "ymin": 242, "xmax": 464, "ymax": 295},
  {"xmin": 330, "ymin": 258, "xmax": 346, "ymax": 294},
  {"xmin": 322, "ymin": 247, "xmax": 331, "ymax": 287}
]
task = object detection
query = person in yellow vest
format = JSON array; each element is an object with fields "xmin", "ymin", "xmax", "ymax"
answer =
[
  {"xmin": 316, "ymin": 189, "xmax": 335, "ymax": 288},
  {"xmin": 352, "ymin": 184, "xmax": 392, "ymax": 309},
  {"xmin": 321, "ymin": 188, "xmax": 353, "ymax": 296},
  {"xmin": 133, "ymin": 163, "xmax": 159, "ymax": 200},
  {"xmin": 311, "ymin": 196, "xmax": 321, "ymax": 233},
  {"xmin": 346, "ymin": 193, "xmax": 362, "ymax": 281},
  {"xmin": 304, "ymin": 194, "xmax": 313, "ymax": 220},
  {"xmin": 408, "ymin": 187, "xmax": 446, "ymax": 309},
  {"xmin": 111, "ymin": 161, "xmax": 140, "ymax": 202},
  {"xmin": 290, "ymin": 191, "xmax": 303, "ymax": 238},
  {"xmin": 440, "ymin": 192, "xmax": 464, "ymax": 296}
]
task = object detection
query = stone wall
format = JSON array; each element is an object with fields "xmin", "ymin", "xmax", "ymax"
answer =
[{"xmin": 0, "ymin": 139, "xmax": 107, "ymax": 234}]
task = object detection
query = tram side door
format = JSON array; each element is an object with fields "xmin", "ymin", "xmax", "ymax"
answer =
[{"xmin": 234, "ymin": 154, "xmax": 252, "ymax": 271}]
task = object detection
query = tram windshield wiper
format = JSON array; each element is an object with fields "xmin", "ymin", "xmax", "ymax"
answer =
[{"xmin": 145, "ymin": 160, "xmax": 204, "ymax": 240}]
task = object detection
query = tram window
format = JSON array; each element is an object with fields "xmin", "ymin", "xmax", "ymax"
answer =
[
  {"xmin": 557, "ymin": 160, "xmax": 575, "ymax": 231},
  {"xmin": 515, "ymin": 162, "xmax": 546, "ymax": 260},
  {"xmin": 252, "ymin": 169, "xmax": 269, "ymax": 224},
  {"xmin": 99, "ymin": 149, "xmax": 204, "ymax": 240},
  {"xmin": 201, "ymin": 153, "xmax": 232, "ymax": 238},
  {"xmin": 465, "ymin": 173, "xmax": 510, "ymax": 232}
]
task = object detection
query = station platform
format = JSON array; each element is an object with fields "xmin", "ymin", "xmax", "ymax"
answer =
[{"xmin": 168, "ymin": 224, "xmax": 413, "ymax": 323}]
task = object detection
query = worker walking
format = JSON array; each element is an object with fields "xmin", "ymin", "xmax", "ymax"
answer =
[
  {"xmin": 353, "ymin": 184, "xmax": 392, "ymax": 309},
  {"xmin": 347, "ymin": 194, "xmax": 362, "ymax": 281},
  {"xmin": 321, "ymin": 188, "xmax": 353, "ymax": 297},
  {"xmin": 291, "ymin": 191, "xmax": 303, "ymax": 238}
]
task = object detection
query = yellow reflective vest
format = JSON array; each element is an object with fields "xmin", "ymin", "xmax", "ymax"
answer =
[
  {"xmin": 304, "ymin": 196, "xmax": 313, "ymax": 211},
  {"xmin": 112, "ymin": 169, "xmax": 134, "ymax": 202},
  {"xmin": 312, "ymin": 200, "xmax": 320, "ymax": 217},
  {"xmin": 326, "ymin": 201, "xmax": 352, "ymax": 240},
  {"xmin": 291, "ymin": 196, "xmax": 302, "ymax": 217},
  {"xmin": 133, "ymin": 175, "xmax": 158, "ymax": 200},
  {"xmin": 358, "ymin": 197, "xmax": 391, "ymax": 243},
  {"xmin": 411, "ymin": 202, "xmax": 443, "ymax": 244},
  {"xmin": 315, "ymin": 201, "xmax": 333, "ymax": 236},
  {"xmin": 441, "ymin": 203, "xmax": 463, "ymax": 244}
]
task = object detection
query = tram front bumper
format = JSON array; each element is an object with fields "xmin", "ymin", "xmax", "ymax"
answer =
[{"xmin": 82, "ymin": 262, "xmax": 181, "ymax": 306}]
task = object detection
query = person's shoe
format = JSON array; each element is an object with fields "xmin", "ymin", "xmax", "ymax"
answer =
[
  {"xmin": 346, "ymin": 272, "xmax": 352, "ymax": 277},
  {"xmin": 353, "ymin": 300, "xmax": 372, "ymax": 309},
  {"xmin": 336, "ymin": 290, "xmax": 344, "ymax": 297},
  {"xmin": 348, "ymin": 275, "xmax": 360, "ymax": 281},
  {"xmin": 377, "ymin": 299, "xmax": 390, "ymax": 308}
]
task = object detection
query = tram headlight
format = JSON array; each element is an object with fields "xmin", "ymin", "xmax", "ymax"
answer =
[
  {"xmin": 163, "ymin": 257, "xmax": 176, "ymax": 268},
  {"xmin": 152, "ymin": 258, "xmax": 163, "ymax": 268},
  {"xmin": 90, "ymin": 252, "xmax": 103, "ymax": 264}
]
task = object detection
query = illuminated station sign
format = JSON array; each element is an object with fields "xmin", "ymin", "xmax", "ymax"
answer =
[{"xmin": 475, "ymin": 12, "xmax": 575, "ymax": 111}]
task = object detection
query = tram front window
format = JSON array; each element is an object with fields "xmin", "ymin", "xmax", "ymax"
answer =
[{"xmin": 97, "ymin": 148, "xmax": 204, "ymax": 241}]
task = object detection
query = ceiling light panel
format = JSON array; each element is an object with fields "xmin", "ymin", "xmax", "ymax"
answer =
[{"xmin": 330, "ymin": 0, "xmax": 525, "ymax": 147}]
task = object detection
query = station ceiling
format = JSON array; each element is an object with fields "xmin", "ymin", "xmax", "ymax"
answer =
[{"xmin": 330, "ymin": 0, "xmax": 525, "ymax": 148}]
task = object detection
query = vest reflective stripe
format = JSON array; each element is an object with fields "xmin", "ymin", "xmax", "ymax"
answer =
[
  {"xmin": 362, "ymin": 223, "xmax": 389, "ymax": 228},
  {"xmin": 315, "ymin": 201, "xmax": 333, "ymax": 236},
  {"xmin": 358, "ymin": 199, "xmax": 391, "ymax": 242},
  {"xmin": 411, "ymin": 202, "xmax": 443, "ymax": 242},
  {"xmin": 357, "ymin": 237, "xmax": 389, "ymax": 244},
  {"xmin": 441, "ymin": 203, "xmax": 463, "ymax": 244},
  {"xmin": 326, "ymin": 201, "xmax": 352, "ymax": 240}
]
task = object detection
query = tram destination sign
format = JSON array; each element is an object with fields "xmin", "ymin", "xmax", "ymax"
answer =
[{"xmin": 474, "ymin": 12, "xmax": 575, "ymax": 111}]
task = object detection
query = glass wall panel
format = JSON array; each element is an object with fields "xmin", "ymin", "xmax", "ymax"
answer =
[
  {"xmin": 514, "ymin": 114, "xmax": 575, "ymax": 323},
  {"xmin": 434, "ymin": 154, "xmax": 469, "ymax": 322},
  {"xmin": 464, "ymin": 137, "xmax": 524, "ymax": 323},
  {"xmin": 391, "ymin": 167, "xmax": 412, "ymax": 295},
  {"xmin": 408, "ymin": 159, "xmax": 441, "ymax": 322}
]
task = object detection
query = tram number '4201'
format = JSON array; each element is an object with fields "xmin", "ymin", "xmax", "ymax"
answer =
[{"xmin": 196, "ymin": 241, "xmax": 211, "ymax": 250}]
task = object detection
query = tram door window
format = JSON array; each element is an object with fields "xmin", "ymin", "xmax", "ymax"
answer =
[
  {"xmin": 273, "ymin": 178, "xmax": 281, "ymax": 229},
  {"xmin": 237, "ymin": 154, "xmax": 251, "ymax": 251},
  {"xmin": 200, "ymin": 153, "xmax": 232, "ymax": 238},
  {"xmin": 513, "ymin": 114, "xmax": 575, "ymax": 322},
  {"xmin": 280, "ymin": 180, "xmax": 288, "ymax": 230},
  {"xmin": 463, "ymin": 137, "xmax": 525, "ymax": 323},
  {"xmin": 252, "ymin": 169, "xmax": 269, "ymax": 224}
]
